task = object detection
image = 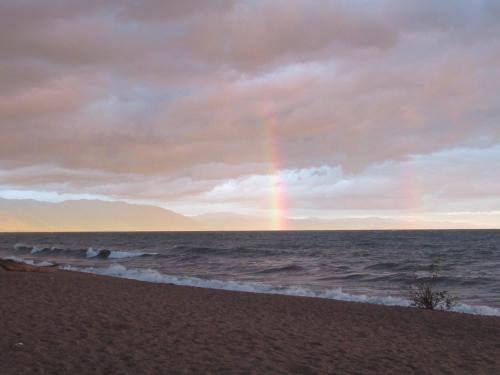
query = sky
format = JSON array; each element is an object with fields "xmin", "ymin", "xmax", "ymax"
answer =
[{"xmin": 1, "ymin": 0, "xmax": 500, "ymax": 229}]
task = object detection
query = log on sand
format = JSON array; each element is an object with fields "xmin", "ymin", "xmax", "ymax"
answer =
[{"xmin": 0, "ymin": 259, "xmax": 57, "ymax": 273}]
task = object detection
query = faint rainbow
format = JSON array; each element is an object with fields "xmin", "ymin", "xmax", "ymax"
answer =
[{"xmin": 262, "ymin": 113, "xmax": 289, "ymax": 230}]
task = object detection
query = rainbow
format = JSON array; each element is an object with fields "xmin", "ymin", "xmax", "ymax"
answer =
[{"xmin": 263, "ymin": 113, "xmax": 289, "ymax": 230}]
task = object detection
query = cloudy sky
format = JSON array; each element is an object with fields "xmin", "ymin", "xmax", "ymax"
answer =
[{"xmin": 1, "ymin": 0, "xmax": 500, "ymax": 229}]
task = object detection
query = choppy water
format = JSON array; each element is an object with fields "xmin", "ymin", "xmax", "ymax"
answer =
[{"xmin": 1, "ymin": 230, "xmax": 499, "ymax": 315}]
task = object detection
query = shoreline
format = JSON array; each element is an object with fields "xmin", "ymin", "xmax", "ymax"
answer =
[
  {"xmin": 66, "ymin": 263, "xmax": 500, "ymax": 317},
  {"xmin": 3, "ymin": 255, "xmax": 500, "ymax": 317},
  {"xmin": 1, "ymin": 267, "xmax": 500, "ymax": 374}
]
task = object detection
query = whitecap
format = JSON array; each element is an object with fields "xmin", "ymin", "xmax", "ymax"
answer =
[
  {"xmin": 31, "ymin": 246, "xmax": 45, "ymax": 254},
  {"xmin": 85, "ymin": 248, "xmax": 157, "ymax": 259},
  {"xmin": 107, "ymin": 250, "xmax": 156, "ymax": 259},
  {"xmin": 86, "ymin": 247, "xmax": 99, "ymax": 258}
]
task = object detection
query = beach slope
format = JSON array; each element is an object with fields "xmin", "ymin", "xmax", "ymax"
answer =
[{"xmin": 1, "ymin": 269, "xmax": 499, "ymax": 374}]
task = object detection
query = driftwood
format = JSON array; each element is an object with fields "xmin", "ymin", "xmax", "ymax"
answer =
[{"xmin": 0, "ymin": 259, "xmax": 57, "ymax": 273}]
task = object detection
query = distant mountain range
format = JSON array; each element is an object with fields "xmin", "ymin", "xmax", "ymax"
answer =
[
  {"xmin": 197, "ymin": 212, "xmax": 488, "ymax": 231},
  {"xmin": 0, "ymin": 198, "xmax": 490, "ymax": 232},
  {"xmin": 0, "ymin": 198, "xmax": 197, "ymax": 232}
]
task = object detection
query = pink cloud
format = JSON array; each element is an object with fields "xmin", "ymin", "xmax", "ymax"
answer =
[{"xmin": 0, "ymin": 0, "xmax": 499, "ymax": 219}]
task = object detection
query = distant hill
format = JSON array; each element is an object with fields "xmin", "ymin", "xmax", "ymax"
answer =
[
  {"xmin": 286, "ymin": 217, "xmax": 487, "ymax": 230},
  {"xmin": 0, "ymin": 198, "xmax": 199, "ymax": 231},
  {"xmin": 0, "ymin": 198, "xmax": 489, "ymax": 232},
  {"xmin": 194, "ymin": 213, "xmax": 271, "ymax": 231},
  {"xmin": 195, "ymin": 213, "xmax": 488, "ymax": 231}
]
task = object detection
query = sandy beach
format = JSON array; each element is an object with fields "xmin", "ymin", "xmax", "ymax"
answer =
[{"xmin": 1, "ymin": 268, "xmax": 499, "ymax": 375}]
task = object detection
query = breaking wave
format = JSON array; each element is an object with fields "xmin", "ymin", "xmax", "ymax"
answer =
[
  {"xmin": 85, "ymin": 247, "xmax": 157, "ymax": 259},
  {"xmin": 13, "ymin": 243, "xmax": 157, "ymax": 260}
]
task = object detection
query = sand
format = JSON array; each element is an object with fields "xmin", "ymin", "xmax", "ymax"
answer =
[{"xmin": 1, "ymin": 268, "xmax": 499, "ymax": 374}]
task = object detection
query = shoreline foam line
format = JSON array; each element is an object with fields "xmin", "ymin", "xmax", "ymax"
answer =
[{"xmin": 60, "ymin": 263, "xmax": 500, "ymax": 317}]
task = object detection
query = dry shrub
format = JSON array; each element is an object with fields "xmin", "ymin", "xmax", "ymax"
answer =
[{"xmin": 408, "ymin": 265, "xmax": 455, "ymax": 311}]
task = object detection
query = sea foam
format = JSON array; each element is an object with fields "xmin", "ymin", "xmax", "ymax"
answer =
[
  {"xmin": 60, "ymin": 264, "xmax": 500, "ymax": 317},
  {"xmin": 31, "ymin": 246, "xmax": 46, "ymax": 254},
  {"xmin": 107, "ymin": 250, "xmax": 157, "ymax": 259}
]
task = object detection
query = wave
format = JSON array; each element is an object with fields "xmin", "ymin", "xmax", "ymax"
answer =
[
  {"xmin": 14, "ymin": 243, "xmax": 33, "ymax": 252},
  {"xmin": 364, "ymin": 262, "xmax": 401, "ymax": 271},
  {"xmin": 168, "ymin": 245, "xmax": 287, "ymax": 258},
  {"xmin": 31, "ymin": 246, "xmax": 53, "ymax": 254},
  {"xmin": 257, "ymin": 264, "xmax": 304, "ymax": 274},
  {"xmin": 14, "ymin": 243, "xmax": 300, "ymax": 261},
  {"xmin": 13, "ymin": 243, "xmax": 156, "ymax": 260},
  {"xmin": 86, "ymin": 247, "xmax": 157, "ymax": 259},
  {"xmin": 60, "ymin": 264, "xmax": 500, "ymax": 317}
]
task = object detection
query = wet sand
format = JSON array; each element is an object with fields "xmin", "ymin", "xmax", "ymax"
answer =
[{"xmin": 1, "ymin": 268, "xmax": 499, "ymax": 374}]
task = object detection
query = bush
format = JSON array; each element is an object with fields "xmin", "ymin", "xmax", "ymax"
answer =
[{"xmin": 408, "ymin": 266, "xmax": 455, "ymax": 311}]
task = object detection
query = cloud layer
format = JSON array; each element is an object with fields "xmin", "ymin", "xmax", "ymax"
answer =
[{"xmin": 1, "ymin": 0, "xmax": 499, "ymax": 226}]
